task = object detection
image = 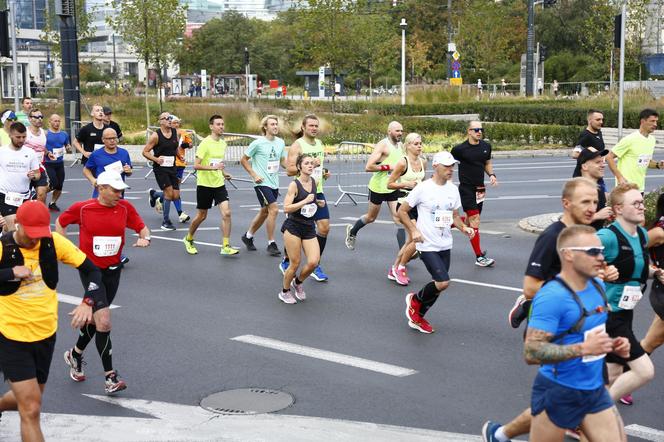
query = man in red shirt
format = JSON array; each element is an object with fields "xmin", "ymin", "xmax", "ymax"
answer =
[{"xmin": 55, "ymin": 171, "xmax": 151, "ymax": 394}]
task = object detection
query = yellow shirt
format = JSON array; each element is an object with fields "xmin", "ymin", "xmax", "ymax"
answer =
[
  {"xmin": 0, "ymin": 232, "xmax": 86, "ymax": 342},
  {"xmin": 0, "ymin": 128, "xmax": 10, "ymax": 146}
]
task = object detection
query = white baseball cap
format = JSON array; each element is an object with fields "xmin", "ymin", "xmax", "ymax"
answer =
[
  {"xmin": 432, "ymin": 151, "xmax": 459, "ymax": 166},
  {"xmin": 96, "ymin": 171, "xmax": 130, "ymax": 190}
]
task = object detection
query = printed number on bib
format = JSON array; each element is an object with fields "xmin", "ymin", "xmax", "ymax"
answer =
[
  {"xmin": 208, "ymin": 158, "xmax": 223, "ymax": 169},
  {"xmin": 618, "ymin": 285, "xmax": 643, "ymax": 310},
  {"xmin": 582, "ymin": 323, "xmax": 607, "ymax": 363},
  {"xmin": 160, "ymin": 156, "xmax": 175, "ymax": 167},
  {"xmin": 53, "ymin": 147, "xmax": 65, "ymax": 158},
  {"xmin": 104, "ymin": 160, "xmax": 124, "ymax": 174},
  {"xmin": 267, "ymin": 160, "xmax": 279, "ymax": 174},
  {"xmin": 637, "ymin": 154, "xmax": 651, "ymax": 169},
  {"xmin": 476, "ymin": 187, "xmax": 486, "ymax": 204},
  {"xmin": 36, "ymin": 151, "xmax": 45, "ymax": 163},
  {"xmin": 4, "ymin": 192, "xmax": 25, "ymax": 207},
  {"xmin": 93, "ymin": 144, "xmax": 104, "ymax": 151},
  {"xmin": 301, "ymin": 203, "xmax": 317, "ymax": 218},
  {"xmin": 312, "ymin": 166, "xmax": 323, "ymax": 181},
  {"xmin": 433, "ymin": 210, "xmax": 453, "ymax": 228},
  {"xmin": 93, "ymin": 236, "xmax": 122, "ymax": 257}
]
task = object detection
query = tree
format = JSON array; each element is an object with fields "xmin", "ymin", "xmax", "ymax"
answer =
[{"xmin": 40, "ymin": 0, "xmax": 97, "ymax": 62}]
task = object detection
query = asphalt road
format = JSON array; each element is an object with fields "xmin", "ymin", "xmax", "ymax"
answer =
[{"xmin": 2, "ymin": 156, "xmax": 664, "ymax": 441}]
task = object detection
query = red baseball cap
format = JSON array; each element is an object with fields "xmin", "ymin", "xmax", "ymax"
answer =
[{"xmin": 16, "ymin": 201, "xmax": 52, "ymax": 238}]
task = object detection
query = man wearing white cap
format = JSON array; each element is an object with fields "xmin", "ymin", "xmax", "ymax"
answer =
[
  {"xmin": 0, "ymin": 109, "xmax": 18, "ymax": 146},
  {"xmin": 397, "ymin": 151, "xmax": 474, "ymax": 333},
  {"xmin": 56, "ymin": 171, "xmax": 151, "ymax": 395}
]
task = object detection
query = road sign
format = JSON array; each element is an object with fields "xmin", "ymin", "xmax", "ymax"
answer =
[{"xmin": 452, "ymin": 51, "xmax": 460, "ymax": 61}]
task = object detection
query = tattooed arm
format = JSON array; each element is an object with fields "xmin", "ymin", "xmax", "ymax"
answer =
[{"xmin": 524, "ymin": 327, "xmax": 614, "ymax": 365}]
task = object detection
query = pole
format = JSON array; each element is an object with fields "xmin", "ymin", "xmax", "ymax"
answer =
[
  {"xmin": 609, "ymin": 49, "xmax": 614, "ymax": 92},
  {"xmin": 245, "ymin": 47, "xmax": 250, "ymax": 103},
  {"xmin": 112, "ymin": 34, "xmax": 118, "ymax": 96},
  {"xmin": 400, "ymin": 18, "xmax": 407, "ymax": 106},
  {"xmin": 618, "ymin": 3, "xmax": 626, "ymax": 138},
  {"xmin": 525, "ymin": 0, "xmax": 535, "ymax": 96},
  {"xmin": 9, "ymin": 0, "xmax": 19, "ymax": 110},
  {"xmin": 534, "ymin": 42, "xmax": 539, "ymax": 97},
  {"xmin": 446, "ymin": 0, "xmax": 452, "ymax": 80}
]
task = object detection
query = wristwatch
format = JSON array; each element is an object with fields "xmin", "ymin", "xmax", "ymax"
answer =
[{"xmin": 82, "ymin": 297, "xmax": 94, "ymax": 307}]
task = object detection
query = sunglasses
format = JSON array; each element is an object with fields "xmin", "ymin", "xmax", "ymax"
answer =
[
  {"xmin": 30, "ymin": 115, "xmax": 44, "ymax": 119},
  {"xmin": 560, "ymin": 246, "xmax": 605, "ymax": 257},
  {"xmin": 470, "ymin": 128, "xmax": 483, "ymax": 133}
]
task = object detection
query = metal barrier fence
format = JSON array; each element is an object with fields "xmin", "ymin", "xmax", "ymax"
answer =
[
  {"xmin": 69, "ymin": 120, "xmax": 90, "ymax": 167},
  {"xmin": 332, "ymin": 141, "xmax": 374, "ymax": 206}
]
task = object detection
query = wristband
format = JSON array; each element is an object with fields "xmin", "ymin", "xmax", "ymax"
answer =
[
  {"xmin": 379, "ymin": 164, "xmax": 391, "ymax": 171},
  {"xmin": 82, "ymin": 297, "xmax": 94, "ymax": 307},
  {"xmin": 489, "ymin": 173, "xmax": 496, "ymax": 178}
]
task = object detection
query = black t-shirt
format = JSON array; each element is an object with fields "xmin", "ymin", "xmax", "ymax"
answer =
[
  {"xmin": 525, "ymin": 220, "xmax": 566, "ymax": 280},
  {"xmin": 76, "ymin": 122, "xmax": 108, "ymax": 163},
  {"xmin": 590, "ymin": 186, "xmax": 607, "ymax": 231},
  {"xmin": 451, "ymin": 140, "xmax": 492, "ymax": 186},
  {"xmin": 108, "ymin": 120, "xmax": 123, "ymax": 139},
  {"xmin": 572, "ymin": 129, "xmax": 605, "ymax": 178}
]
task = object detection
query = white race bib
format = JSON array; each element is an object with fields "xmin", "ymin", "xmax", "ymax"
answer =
[
  {"xmin": 312, "ymin": 166, "xmax": 323, "ymax": 181},
  {"xmin": 36, "ymin": 151, "xmax": 45, "ymax": 162},
  {"xmin": 104, "ymin": 160, "xmax": 124, "ymax": 174},
  {"xmin": 4, "ymin": 192, "xmax": 25, "ymax": 207},
  {"xmin": 160, "ymin": 156, "xmax": 175, "ymax": 167},
  {"xmin": 267, "ymin": 159, "xmax": 279, "ymax": 174},
  {"xmin": 53, "ymin": 147, "xmax": 65, "ymax": 158},
  {"xmin": 637, "ymin": 154, "xmax": 651, "ymax": 168},
  {"xmin": 618, "ymin": 285, "xmax": 643, "ymax": 310},
  {"xmin": 93, "ymin": 143, "xmax": 104, "ymax": 151},
  {"xmin": 433, "ymin": 209, "xmax": 453, "ymax": 228},
  {"xmin": 208, "ymin": 158, "xmax": 223, "ymax": 169},
  {"xmin": 582, "ymin": 323, "xmax": 607, "ymax": 363},
  {"xmin": 92, "ymin": 236, "xmax": 122, "ymax": 257},
  {"xmin": 300, "ymin": 203, "xmax": 317, "ymax": 218}
]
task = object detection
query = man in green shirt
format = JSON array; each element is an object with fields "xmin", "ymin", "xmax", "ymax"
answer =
[
  {"xmin": 183, "ymin": 115, "xmax": 239, "ymax": 256},
  {"xmin": 15, "ymin": 97, "xmax": 32, "ymax": 127},
  {"xmin": 607, "ymin": 108, "xmax": 662, "ymax": 192},
  {"xmin": 240, "ymin": 115, "xmax": 287, "ymax": 256}
]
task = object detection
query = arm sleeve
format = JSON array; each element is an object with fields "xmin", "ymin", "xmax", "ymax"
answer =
[{"xmin": 528, "ymin": 284, "xmax": 563, "ymax": 334}]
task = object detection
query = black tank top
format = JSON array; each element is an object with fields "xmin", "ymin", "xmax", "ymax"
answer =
[
  {"xmin": 289, "ymin": 178, "xmax": 317, "ymax": 224},
  {"xmin": 153, "ymin": 128, "xmax": 178, "ymax": 169}
]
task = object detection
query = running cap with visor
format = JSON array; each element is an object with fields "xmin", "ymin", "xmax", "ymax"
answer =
[
  {"xmin": 96, "ymin": 171, "xmax": 130, "ymax": 190},
  {"xmin": 16, "ymin": 201, "xmax": 52, "ymax": 238},
  {"xmin": 1, "ymin": 110, "xmax": 17, "ymax": 124},
  {"xmin": 432, "ymin": 151, "xmax": 459, "ymax": 167},
  {"xmin": 578, "ymin": 148, "xmax": 609, "ymax": 165}
]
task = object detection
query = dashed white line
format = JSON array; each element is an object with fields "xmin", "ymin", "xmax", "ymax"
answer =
[
  {"xmin": 450, "ymin": 279, "xmax": 521, "ymax": 293},
  {"xmin": 625, "ymin": 424, "xmax": 664, "ymax": 442},
  {"xmin": 58, "ymin": 293, "xmax": 121, "ymax": 309}
]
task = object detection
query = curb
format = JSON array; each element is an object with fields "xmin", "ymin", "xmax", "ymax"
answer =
[{"xmin": 518, "ymin": 212, "xmax": 561, "ymax": 234}]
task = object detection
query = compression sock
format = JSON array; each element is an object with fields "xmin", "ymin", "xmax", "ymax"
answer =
[
  {"xmin": 396, "ymin": 227, "xmax": 406, "ymax": 249},
  {"xmin": 163, "ymin": 198, "xmax": 172, "ymax": 223},
  {"xmin": 416, "ymin": 281, "xmax": 440, "ymax": 316},
  {"xmin": 75, "ymin": 324, "xmax": 97, "ymax": 353},
  {"xmin": 173, "ymin": 198, "xmax": 182, "ymax": 215},
  {"xmin": 223, "ymin": 237, "xmax": 230, "ymax": 247},
  {"xmin": 349, "ymin": 216, "xmax": 367, "ymax": 236},
  {"xmin": 316, "ymin": 234, "xmax": 327, "ymax": 256},
  {"xmin": 470, "ymin": 228, "xmax": 482, "ymax": 256},
  {"xmin": 95, "ymin": 331, "xmax": 113, "ymax": 372}
]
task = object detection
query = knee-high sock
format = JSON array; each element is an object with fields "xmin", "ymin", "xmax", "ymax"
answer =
[
  {"xmin": 416, "ymin": 281, "xmax": 441, "ymax": 316},
  {"xmin": 396, "ymin": 227, "xmax": 406, "ymax": 249},
  {"xmin": 95, "ymin": 331, "xmax": 113, "ymax": 372},
  {"xmin": 163, "ymin": 198, "xmax": 172, "ymax": 223},
  {"xmin": 470, "ymin": 228, "xmax": 482, "ymax": 256},
  {"xmin": 317, "ymin": 235, "xmax": 327, "ymax": 257},
  {"xmin": 350, "ymin": 216, "xmax": 367, "ymax": 236},
  {"xmin": 74, "ymin": 323, "xmax": 97, "ymax": 353},
  {"xmin": 173, "ymin": 198, "xmax": 182, "ymax": 215}
]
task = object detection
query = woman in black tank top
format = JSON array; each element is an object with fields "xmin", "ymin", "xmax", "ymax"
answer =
[{"xmin": 278, "ymin": 154, "xmax": 324, "ymax": 304}]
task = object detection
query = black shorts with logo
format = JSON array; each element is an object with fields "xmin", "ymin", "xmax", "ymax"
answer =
[
  {"xmin": 0, "ymin": 332, "xmax": 56, "ymax": 384},
  {"xmin": 197, "ymin": 185, "xmax": 229, "ymax": 209},
  {"xmin": 154, "ymin": 167, "xmax": 180, "ymax": 191}
]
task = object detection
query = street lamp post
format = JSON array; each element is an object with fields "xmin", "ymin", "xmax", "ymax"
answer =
[
  {"xmin": 9, "ymin": 0, "xmax": 19, "ymax": 111},
  {"xmin": 400, "ymin": 18, "xmax": 407, "ymax": 106}
]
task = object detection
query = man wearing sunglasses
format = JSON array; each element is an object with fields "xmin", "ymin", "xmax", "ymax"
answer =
[
  {"xmin": 451, "ymin": 121, "xmax": 497, "ymax": 267},
  {"xmin": 24, "ymin": 109, "xmax": 50, "ymax": 203}
]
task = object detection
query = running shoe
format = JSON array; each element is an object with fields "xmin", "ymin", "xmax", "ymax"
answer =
[
  {"xmin": 279, "ymin": 258, "xmax": 289, "ymax": 275},
  {"xmin": 148, "ymin": 188, "xmax": 157, "ymax": 208},
  {"xmin": 405, "ymin": 292, "xmax": 422, "ymax": 323},
  {"xmin": 508, "ymin": 295, "xmax": 530, "ymax": 329},
  {"xmin": 344, "ymin": 224, "xmax": 356, "ymax": 250},
  {"xmin": 178, "ymin": 212, "xmax": 191, "ymax": 223},
  {"xmin": 160, "ymin": 221, "xmax": 176, "ymax": 231},
  {"xmin": 310, "ymin": 265, "xmax": 328, "ymax": 282},
  {"xmin": 619, "ymin": 394, "xmax": 634, "ymax": 405},
  {"xmin": 291, "ymin": 281, "xmax": 306, "ymax": 301},
  {"xmin": 155, "ymin": 198, "xmax": 163, "ymax": 214},
  {"xmin": 64, "ymin": 349, "xmax": 86, "ymax": 382},
  {"xmin": 183, "ymin": 236, "xmax": 198, "ymax": 255},
  {"xmin": 48, "ymin": 202, "xmax": 60, "ymax": 212},
  {"xmin": 278, "ymin": 289, "xmax": 297, "ymax": 304},
  {"xmin": 475, "ymin": 253, "xmax": 496, "ymax": 267},
  {"xmin": 242, "ymin": 233, "xmax": 257, "ymax": 251},
  {"xmin": 220, "ymin": 245, "xmax": 240, "ymax": 256},
  {"xmin": 267, "ymin": 242, "xmax": 281, "ymax": 256},
  {"xmin": 408, "ymin": 317, "xmax": 434, "ymax": 334},
  {"xmin": 481, "ymin": 421, "xmax": 508, "ymax": 442},
  {"xmin": 387, "ymin": 266, "xmax": 397, "ymax": 281},
  {"xmin": 120, "ymin": 255, "xmax": 129, "ymax": 265},
  {"xmin": 394, "ymin": 267, "xmax": 409, "ymax": 286},
  {"xmin": 104, "ymin": 371, "xmax": 127, "ymax": 395}
]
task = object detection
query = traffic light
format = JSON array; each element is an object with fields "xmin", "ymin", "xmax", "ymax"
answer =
[
  {"xmin": 614, "ymin": 14, "xmax": 622, "ymax": 48},
  {"xmin": 0, "ymin": 11, "xmax": 9, "ymax": 58},
  {"xmin": 539, "ymin": 45, "xmax": 547, "ymax": 63},
  {"xmin": 543, "ymin": 0, "xmax": 557, "ymax": 7},
  {"xmin": 244, "ymin": 47, "xmax": 249, "ymax": 66}
]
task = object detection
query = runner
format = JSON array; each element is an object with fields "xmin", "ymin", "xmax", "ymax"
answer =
[
  {"xmin": 56, "ymin": 171, "xmax": 150, "ymax": 395},
  {"xmin": 15, "ymin": 97, "xmax": 32, "ymax": 126},
  {"xmin": 182, "ymin": 114, "xmax": 239, "ymax": 256},
  {"xmin": 143, "ymin": 112, "xmax": 180, "ymax": 230},
  {"xmin": 170, "ymin": 115, "xmax": 191, "ymax": 223},
  {"xmin": 101, "ymin": 107, "xmax": 123, "ymax": 141},
  {"xmin": 0, "ymin": 122, "xmax": 41, "ymax": 232},
  {"xmin": 450, "ymin": 120, "xmax": 497, "ymax": 267},
  {"xmin": 597, "ymin": 183, "xmax": 656, "ymax": 404},
  {"xmin": 240, "ymin": 115, "xmax": 287, "ymax": 256},
  {"xmin": 399, "ymin": 151, "xmax": 474, "ymax": 333},
  {"xmin": 572, "ymin": 109, "xmax": 605, "ymax": 177},
  {"xmin": 72, "ymin": 104, "xmax": 108, "ymax": 165},
  {"xmin": 577, "ymin": 148, "xmax": 613, "ymax": 230},
  {"xmin": 387, "ymin": 132, "xmax": 426, "ymax": 286},
  {"xmin": 345, "ymin": 121, "xmax": 404, "ymax": 251},
  {"xmin": 281, "ymin": 114, "xmax": 329, "ymax": 282},
  {"xmin": 519, "ymin": 225, "xmax": 629, "ymax": 442},
  {"xmin": 0, "ymin": 200, "xmax": 106, "ymax": 440},
  {"xmin": 24, "ymin": 109, "xmax": 50, "ymax": 203},
  {"xmin": 0, "ymin": 109, "xmax": 17, "ymax": 145},
  {"xmin": 278, "ymin": 153, "xmax": 323, "ymax": 304},
  {"xmin": 44, "ymin": 113, "xmax": 71, "ymax": 211},
  {"xmin": 83, "ymin": 128, "xmax": 132, "ymax": 198}
]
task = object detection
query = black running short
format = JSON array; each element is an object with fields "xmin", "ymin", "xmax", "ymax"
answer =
[
  {"xmin": 459, "ymin": 183, "xmax": 485, "ymax": 215},
  {"xmin": 419, "ymin": 249, "xmax": 451, "ymax": 282},
  {"xmin": 396, "ymin": 202, "xmax": 418, "ymax": 220},
  {"xmin": 154, "ymin": 167, "xmax": 180, "ymax": 191},
  {"xmin": 78, "ymin": 265, "xmax": 122, "ymax": 311},
  {"xmin": 45, "ymin": 163, "xmax": 65, "ymax": 191},
  {"xmin": 0, "ymin": 332, "xmax": 56, "ymax": 384},
  {"xmin": 30, "ymin": 171, "xmax": 49, "ymax": 189},
  {"xmin": 605, "ymin": 309, "xmax": 646, "ymax": 364},
  {"xmin": 197, "ymin": 185, "xmax": 229, "ymax": 209},
  {"xmin": 0, "ymin": 191, "xmax": 26, "ymax": 216},
  {"xmin": 281, "ymin": 218, "xmax": 316, "ymax": 240},
  {"xmin": 368, "ymin": 189, "xmax": 401, "ymax": 205}
]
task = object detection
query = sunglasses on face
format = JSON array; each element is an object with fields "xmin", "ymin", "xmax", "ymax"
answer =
[
  {"xmin": 560, "ymin": 246, "xmax": 605, "ymax": 257},
  {"xmin": 30, "ymin": 115, "xmax": 44, "ymax": 119},
  {"xmin": 470, "ymin": 128, "xmax": 483, "ymax": 133}
]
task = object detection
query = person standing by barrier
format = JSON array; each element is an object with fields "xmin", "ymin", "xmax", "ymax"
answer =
[
  {"xmin": 240, "ymin": 115, "xmax": 287, "ymax": 256},
  {"xmin": 44, "ymin": 114, "xmax": 70, "ymax": 212},
  {"xmin": 25, "ymin": 109, "xmax": 50, "ymax": 203},
  {"xmin": 183, "ymin": 115, "xmax": 239, "ymax": 256},
  {"xmin": 281, "ymin": 114, "xmax": 329, "ymax": 282},
  {"xmin": 345, "ymin": 121, "xmax": 404, "ymax": 251},
  {"xmin": 279, "ymin": 154, "xmax": 323, "ymax": 304},
  {"xmin": 144, "ymin": 112, "xmax": 180, "ymax": 231},
  {"xmin": 451, "ymin": 121, "xmax": 497, "ymax": 267},
  {"xmin": 73, "ymin": 105, "xmax": 108, "ymax": 165},
  {"xmin": 170, "ymin": 115, "xmax": 191, "ymax": 223},
  {"xmin": 387, "ymin": 133, "xmax": 425, "ymax": 286}
]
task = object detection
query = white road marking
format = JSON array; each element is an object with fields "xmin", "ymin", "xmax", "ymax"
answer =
[
  {"xmin": 123, "ymin": 196, "xmax": 141, "ymax": 200},
  {"xmin": 451, "ymin": 279, "xmax": 521, "ymax": 293},
  {"xmin": 489, "ymin": 195, "xmax": 559, "ymax": 200},
  {"xmin": 337, "ymin": 217, "xmax": 505, "ymax": 234},
  {"xmin": 132, "ymin": 233, "xmax": 222, "ymax": 248},
  {"xmin": 231, "ymin": 334, "xmax": 418, "ymax": 377},
  {"xmin": 625, "ymin": 424, "xmax": 664, "ymax": 442},
  {"xmin": 58, "ymin": 293, "xmax": 120, "ymax": 309},
  {"xmin": 339, "ymin": 216, "xmax": 393, "ymax": 225}
]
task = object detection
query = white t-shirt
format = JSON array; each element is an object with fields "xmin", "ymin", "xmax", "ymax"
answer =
[
  {"xmin": 25, "ymin": 128, "xmax": 47, "ymax": 164},
  {"xmin": 0, "ymin": 145, "xmax": 40, "ymax": 194},
  {"xmin": 406, "ymin": 179, "xmax": 461, "ymax": 252}
]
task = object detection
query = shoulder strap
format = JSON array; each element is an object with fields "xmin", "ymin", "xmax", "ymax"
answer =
[{"xmin": 549, "ymin": 276, "xmax": 607, "ymax": 342}]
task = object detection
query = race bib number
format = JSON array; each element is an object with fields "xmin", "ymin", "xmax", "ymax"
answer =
[
  {"xmin": 433, "ymin": 210, "xmax": 453, "ymax": 228},
  {"xmin": 93, "ymin": 143, "xmax": 104, "ymax": 151},
  {"xmin": 36, "ymin": 151, "xmax": 45, "ymax": 163},
  {"xmin": 209, "ymin": 158, "xmax": 223, "ymax": 169},
  {"xmin": 476, "ymin": 186, "xmax": 486, "ymax": 204},
  {"xmin": 104, "ymin": 160, "xmax": 124, "ymax": 174},
  {"xmin": 267, "ymin": 160, "xmax": 279, "ymax": 174},
  {"xmin": 92, "ymin": 236, "xmax": 122, "ymax": 257},
  {"xmin": 300, "ymin": 203, "xmax": 317, "ymax": 218},
  {"xmin": 160, "ymin": 156, "xmax": 175, "ymax": 167},
  {"xmin": 618, "ymin": 285, "xmax": 643, "ymax": 310},
  {"xmin": 52, "ymin": 147, "xmax": 65, "ymax": 158},
  {"xmin": 4, "ymin": 192, "xmax": 25, "ymax": 207},
  {"xmin": 582, "ymin": 323, "xmax": 607, "ymax": 363},
  {"xmin": 312, "ymin": 166, "xmax": 323, "ymax": 181},
  {"xmin": 637, "ymin": 154, "xmax": 651, "ymax": 168}
]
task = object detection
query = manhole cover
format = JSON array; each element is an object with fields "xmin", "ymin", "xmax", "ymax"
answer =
[{"xmin": 200, "ymin": 388, "xmax": 294, "ymax": 415}]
